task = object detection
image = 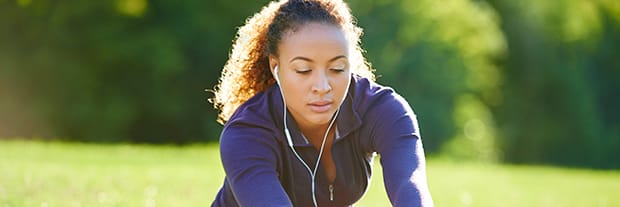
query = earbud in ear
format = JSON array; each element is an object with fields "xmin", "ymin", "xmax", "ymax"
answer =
[{"xmin": 273, "ymin": 65, "xmax": 280, "ymax": 84}]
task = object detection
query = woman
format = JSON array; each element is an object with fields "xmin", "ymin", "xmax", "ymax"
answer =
[{"xmin": 211, "ymin": 0, "xmax": 433, "ymax": 206}]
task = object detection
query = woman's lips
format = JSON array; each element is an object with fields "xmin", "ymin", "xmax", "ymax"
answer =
[{"xmin": 308, "ymin": 101, "xmax": 333, "ymax": 113}]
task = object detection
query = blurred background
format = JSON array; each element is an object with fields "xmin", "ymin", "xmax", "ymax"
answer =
[{"xmin": 1, "ymin": 0, "xmax": 619, "ymax": 169}]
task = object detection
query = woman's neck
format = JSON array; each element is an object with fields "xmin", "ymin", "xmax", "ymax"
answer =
[{"xmin": 299, "ymin": 123, "xmax": 336, "ymax": 149}]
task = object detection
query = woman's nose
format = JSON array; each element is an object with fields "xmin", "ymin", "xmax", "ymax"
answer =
[{"xmin": 311, "ymin": 71, "xmax": 332, "ymax": 94}]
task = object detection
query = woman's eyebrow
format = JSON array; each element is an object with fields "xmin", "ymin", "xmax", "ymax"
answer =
[
  {"xmin": 289, "ymin": 56, "xmax": 313, "ymax": 63},
  {"xmin": 289, "ymin": 55, "xmax": 347, "ymax": 63},
  {"xmin": 328, "ymin": 55, "xmax": 347, "ymax": 63}
]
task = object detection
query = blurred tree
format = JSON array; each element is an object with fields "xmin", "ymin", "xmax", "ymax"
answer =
[
  {"xmin": 350, "ymin": 0, "xmax": 506, "ymax": 162},
  {"xmin": 0, "ymin": 0, "xmax": 270, "ymax": 143},
  {"xmin": 486, "ymin": 0, "xmax": 620, "ymax": 168}
]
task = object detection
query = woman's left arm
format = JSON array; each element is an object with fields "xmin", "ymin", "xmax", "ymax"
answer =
[{"xmin": 371, "ymin": 93, "xmax": 434, "ymax": 207}]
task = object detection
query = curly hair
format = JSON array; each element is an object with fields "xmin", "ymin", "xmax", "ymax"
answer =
[{"xmin": 211, "ymin": 0, "xmax": 375, "ymax": 124}]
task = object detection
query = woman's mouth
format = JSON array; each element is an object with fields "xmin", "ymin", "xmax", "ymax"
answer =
[{"xmin": 308, "ymin": 101, "xmax": 333, "ymax": 113}]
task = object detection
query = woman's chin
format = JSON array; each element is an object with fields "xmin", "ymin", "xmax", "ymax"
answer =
[{"xmin": 305, "ymin": 113, "xmax": 337, "ymax": 126}]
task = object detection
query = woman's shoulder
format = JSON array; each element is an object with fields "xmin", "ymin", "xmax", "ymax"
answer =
[
  {"xmin": 351, "ymin": 75, "xmax": 413, "ymax": 116},
  {"xmin": 222, "ymin": 85, "xmax": 282, "ymax": 139}
]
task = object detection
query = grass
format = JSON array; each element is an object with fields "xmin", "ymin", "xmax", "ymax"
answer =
[{"xmin": 1, "ymin": 140, "xmax": 619, "ymax": 207}]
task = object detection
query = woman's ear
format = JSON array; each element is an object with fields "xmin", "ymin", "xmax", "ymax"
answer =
[{"xmin": 269, "ymin": 55, "xmax": 279, "ymax": 76}]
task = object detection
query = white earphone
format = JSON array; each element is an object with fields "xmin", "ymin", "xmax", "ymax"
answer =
[
  {"xmin": 273, "ymin": 65, "xmax": 341, "ymax": 207},
  {"xmin": 273, "ymin": 66, "xmax": 295, "ymax": 147}
]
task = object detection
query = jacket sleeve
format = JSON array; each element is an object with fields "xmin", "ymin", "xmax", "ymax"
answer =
[
  {"xmin": 370, "ymin": 92, "xmax": 434, "ymax": 207},
  {"xmin": 219, "ymin": 124, "xmax": 293, "ymax": 207}
]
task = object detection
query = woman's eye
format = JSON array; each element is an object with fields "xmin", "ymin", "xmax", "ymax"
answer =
[
  {"xmin": 296, "ymin": 70, "xmax": 311, "ymax": 74},
  {"xmin": 331, "ymin": 68, "xmax": 346, "ymax": 73}
]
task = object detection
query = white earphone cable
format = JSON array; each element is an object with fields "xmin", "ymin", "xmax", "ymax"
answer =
[{"xmin": 275, "ymin": 66, "xmax": 339, "ymax": 207}]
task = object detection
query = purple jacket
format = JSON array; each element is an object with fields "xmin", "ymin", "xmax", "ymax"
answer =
[{"xmin": 212, "ymin": 75, "xmax": 432, "ymax": 207}]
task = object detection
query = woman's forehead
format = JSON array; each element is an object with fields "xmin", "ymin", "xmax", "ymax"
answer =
[{"xmin": 278, "ymin": 23, "xmax": 349, "ymax": 62}]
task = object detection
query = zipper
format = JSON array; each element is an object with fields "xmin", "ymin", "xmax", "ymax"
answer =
[{"xmin": 329, "ymin": 184, "xmax": 334, "ymax": 201}]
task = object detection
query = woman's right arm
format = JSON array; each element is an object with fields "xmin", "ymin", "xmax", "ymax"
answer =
[{"xmin": 219, "ymin": 124, "xmax": 292, "ymax": 207}]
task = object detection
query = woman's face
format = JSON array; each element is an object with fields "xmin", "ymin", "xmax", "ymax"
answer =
[{"xmin": 270, "ymin": 22, "xmax": 351, "ymax": 130}]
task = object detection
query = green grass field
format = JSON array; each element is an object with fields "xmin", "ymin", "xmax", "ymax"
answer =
[{"xmin": 1, "ymin": 140, "xmax": 619, "ymax": 207}]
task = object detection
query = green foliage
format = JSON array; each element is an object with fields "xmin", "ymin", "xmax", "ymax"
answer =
[{"xmin": 0, "ymin": 0, "xmax": 619, "ymax": 168}]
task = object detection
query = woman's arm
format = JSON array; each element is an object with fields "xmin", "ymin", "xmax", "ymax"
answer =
[
  {"xmin": 370, "ymin": 93, "xmax": 434, "ymax": 207},
  {"xmin": 219, "ymin": 124, "xmax": 293, "ymax": 207}
]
